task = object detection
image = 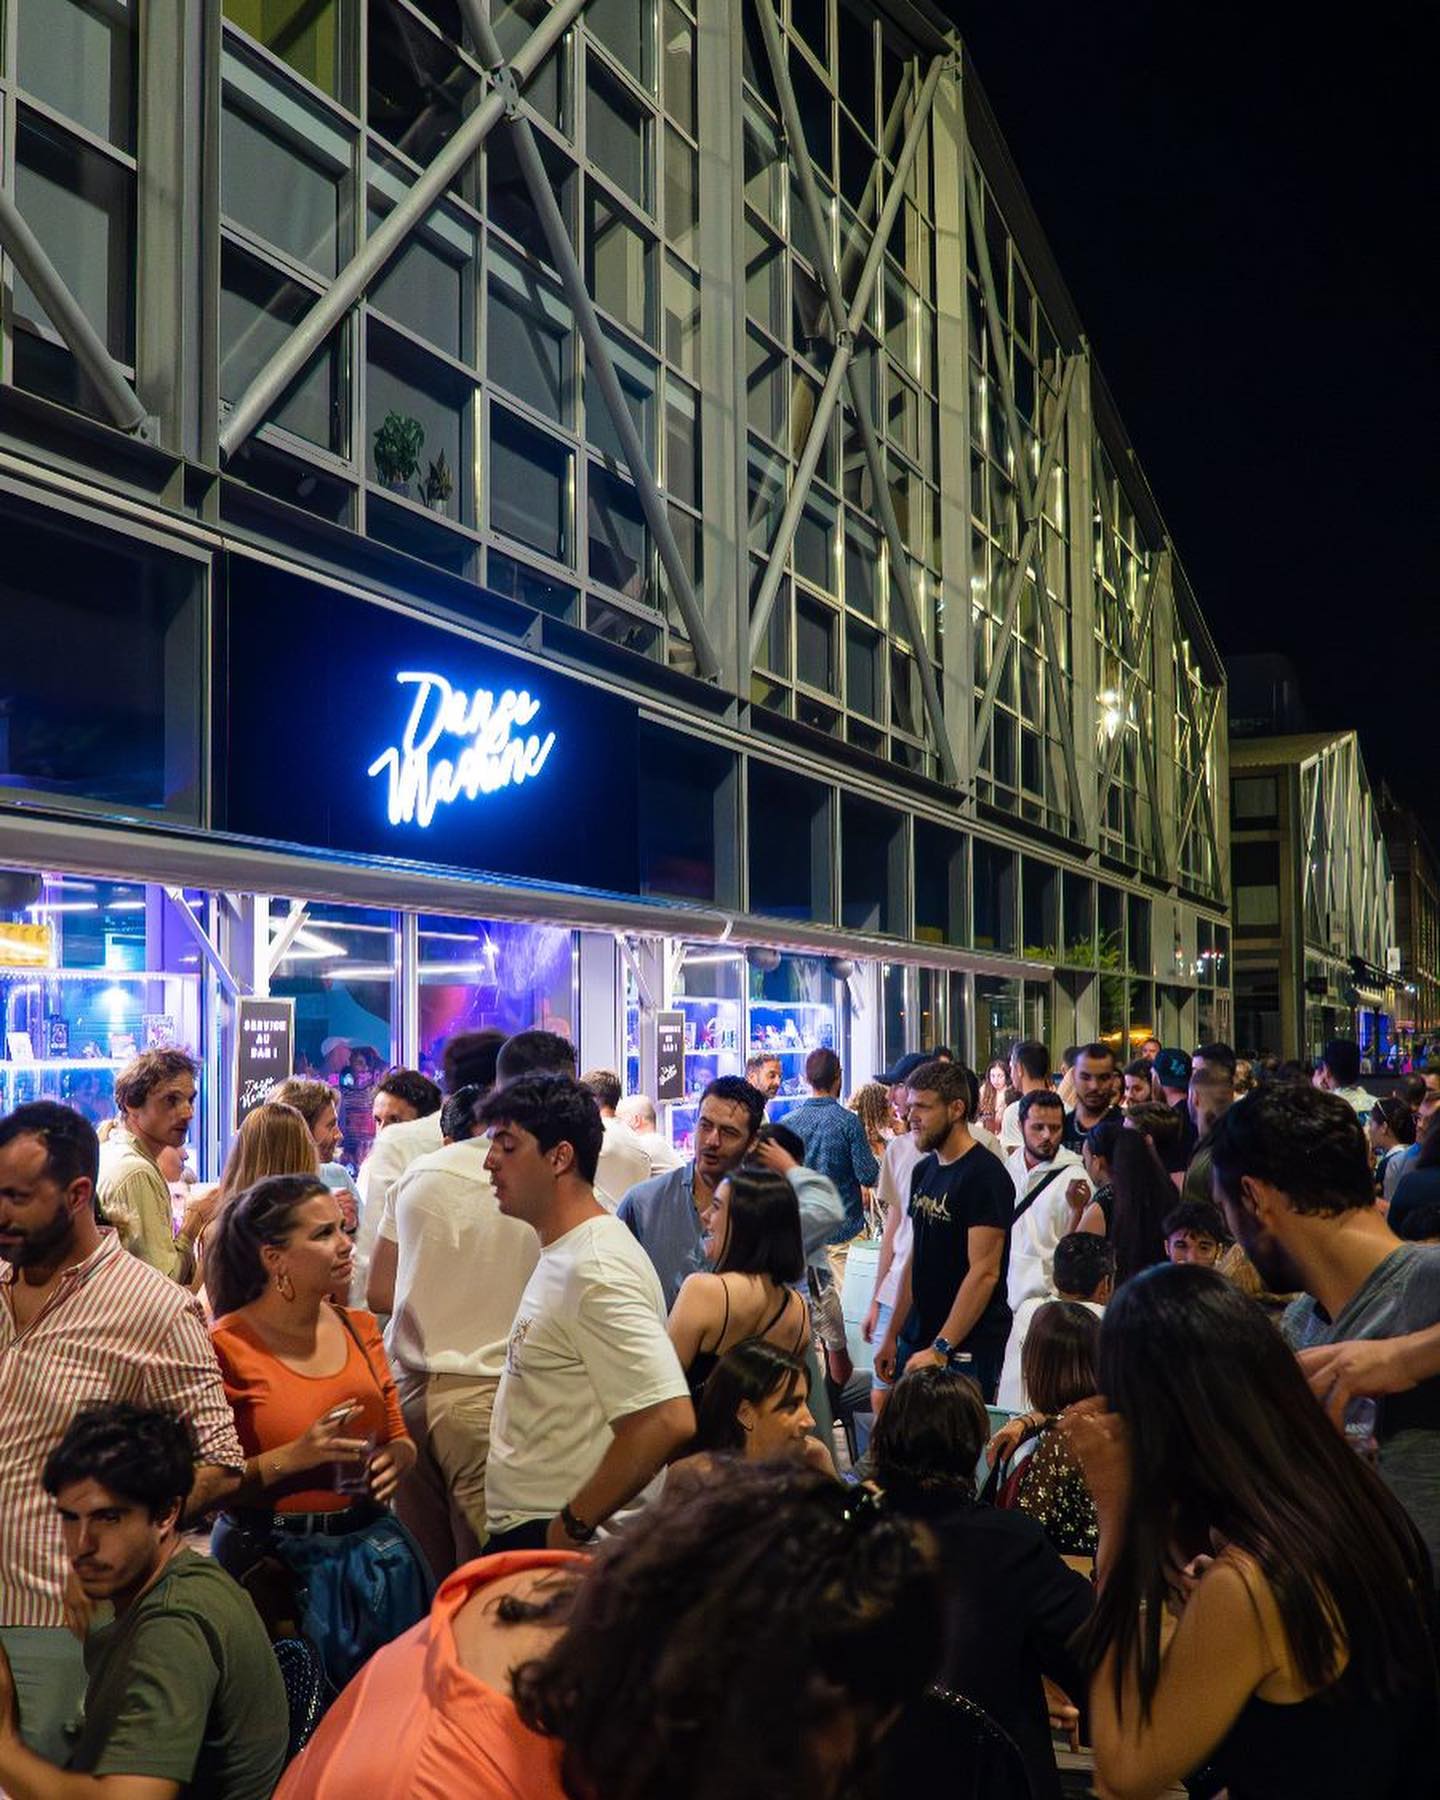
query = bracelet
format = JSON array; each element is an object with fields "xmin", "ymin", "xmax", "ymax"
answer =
[{"xmin": 559, "ymin": 1502, "xmax": 598, "ymax": 1544}]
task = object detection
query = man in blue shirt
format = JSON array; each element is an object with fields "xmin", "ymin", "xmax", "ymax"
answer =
[
  {"xmin": 617, "ymin": 1076, "xmax": 844, "ymax": 1311},
  {"xmin": 784, "ymin": 1049, "xmax": 880, "ymax": 1255}
]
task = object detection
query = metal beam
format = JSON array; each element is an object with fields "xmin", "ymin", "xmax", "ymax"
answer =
[
  {"xmin": 1095, "ymin": 546, "xmax": 1163, "ymax": 809},
  {"xmin": 1173, "ymin": 684, "xmax": 1220, "ymax": 864},
  {"xmin": 164, "ymin": 888, "xmax": 242, "ymax": 997},
  {"xmin": 745, "ymin": 1, "xmax": 940, "ymax": 671},
  {"xmin": 971, "ymin": 353, "xmax": 1078, "ymax": 739},
  {"xmin": 1096, "ymin": 513, "xmax": 1164, "ymax": 870},
  {"xmin": 750, "ymin": 5, "xmax": 952, "ymax": 778},
  {"xmin": 963, "ymin": 155, "xmax": 1086, "ymax": 832},
  {"xmin": 0, "ymin": 187, "xmax": 151, "ymax": 437},
  {"xmin": 219, "ymin": 0, "xmax": 586, "ymax": 459},
  {"xmin": 265, "ymin": 899, "xmax": 309, "ymax": 980},
  {"xmin": 457, "ymin": 0, "xmax": 720, "ymax": 680}
]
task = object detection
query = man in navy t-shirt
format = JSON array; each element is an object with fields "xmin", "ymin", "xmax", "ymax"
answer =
[{"xmin": 873, "ymin": 1060, "xmax": 1014, "ymax": 1401}]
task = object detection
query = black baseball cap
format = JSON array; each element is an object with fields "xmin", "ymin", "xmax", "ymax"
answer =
[{"xmin": 877, "ymin": 1051, "xmax": 934, "ymax": 1085}]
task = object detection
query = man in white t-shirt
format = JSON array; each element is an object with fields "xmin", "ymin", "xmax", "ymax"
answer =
[
  {"xmin": 366, "ymin": 1084, "xmax": 539, "ymax": 1578},
  {"xmin": 1005, "ymin": 1090, "xmax": 1093, "ymax": 1310},
  {"xmin": 581, "ymin": 1068, "xmax": 655, "ymax": 1204},
  {"xmin": 999, "ymin": 1041, "xmax": 1053, "ymax": 1152},
  {"xmin": 861, "ymin": 1058, "xmax": 927, "ymax": 1416},
  {"xmin": 614, "ymin": 1094, "xmax": 684, "ymax": 1172},
  {"xmin": 1313, "ymin": 1036, "xmax": 1373, "ymax": 1115},
  {"xmin": 996, "ymin": 1231, "xmax": 1113, "ymax": 1412},
  {"xmin": 479, "ymin": 1071, "xmax": 694, "ymax": 1555},
  {"xmin": 351, "ymin": 1030, "xmax": 505, "ymax": 1306}
]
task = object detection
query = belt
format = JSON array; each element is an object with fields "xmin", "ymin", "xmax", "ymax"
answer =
[{"xmin": 223, "ymin": 1500, "xmax": 382, "ymax": 1538}]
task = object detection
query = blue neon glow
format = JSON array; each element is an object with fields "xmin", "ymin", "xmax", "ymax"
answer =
[{"xmin": 367, "ymin": 670, "xmax": 557, "ymax": 828}]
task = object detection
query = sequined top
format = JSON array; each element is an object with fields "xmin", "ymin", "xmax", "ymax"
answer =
[{"xmin": 1011, "ymin": 1422, "xmax": 1098, "ymax": 1558}]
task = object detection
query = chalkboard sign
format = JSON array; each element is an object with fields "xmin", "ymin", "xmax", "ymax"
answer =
[
  {"xmin": 236, "ymin": 996, "xmax": 295, "ymax": 1124},
  {"xmin": 656, "ymin": 1010, "xmax": 685, "ymax": 1105}
]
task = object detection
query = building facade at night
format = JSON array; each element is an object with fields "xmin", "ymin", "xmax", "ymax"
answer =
[
  {"xmin": 0, "ymin": 0, "xmax": 1230, "ymax": 1169},
  {"xmin": 1377, "ymin": 786, "xmax": 1440, "ymax": 1045},
  {"xmin": 1229, "ymin": 732, "xmax": 1397, "ymax": 1061}
]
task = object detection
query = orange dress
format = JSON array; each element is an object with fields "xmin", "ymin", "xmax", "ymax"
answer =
[
  {"xmin": 211, "ymin": 1304, "xmax": 409, "ymax": 1512},
  {"xmin": 275, "ymin": 1551, "xmax": 577, "ymax": 1800}
]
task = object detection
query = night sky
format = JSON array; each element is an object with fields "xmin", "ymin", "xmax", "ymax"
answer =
[{"xmin": 947, "ymin": 4, "xmax": 1439, "ymax": 836}]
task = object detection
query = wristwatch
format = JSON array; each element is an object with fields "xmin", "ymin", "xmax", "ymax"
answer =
[
  {"xmin": 931, "ymin": 1335, "xmax": 954, "ymax": 1359},
  {"xmin": 559, "ymin": 1502, "xmax": 598, "ymax": 1544}
]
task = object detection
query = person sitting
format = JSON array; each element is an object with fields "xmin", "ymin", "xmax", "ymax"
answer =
[
  {"xmin": 667, "ymin": 1169, "xmax": 808, "ymax": 1401},
  {"xmin": 1162, "ymin": 1198, "xmax": 1229, "ymax": 1266},
  {"xmin": 1078, "ymin": 1126, "xmax": 1174, "ymax": 1286},
  {"xmin": 997, "ymin": 1232, "xmax": 1113, "ymax": 1412},
  {"xmin": 990, "ymin": 1301, "xmax": 1102, "ymax": 1561},
  {"xmin": 671, "ymin": 1338, "xmax": 834, "ymax": 1484},
  {"xmin": 870, "ymin": 1365, "xmax": 1092, "ymax": 1800},
  {"xmin": 275, "ymin": 1548, "xmax": 582, "ymax": 1799},
  {"xmin": 512, "ymin": 1465, "xmax": 941, "ymax": 1800},
  {"xmin": 0, "ymin": 1402, "xmax": 287, "ymax": 1800},
  {"xmin": 1068, "ymin": 1264, "xmax": 1439, "ymax": 1800}
]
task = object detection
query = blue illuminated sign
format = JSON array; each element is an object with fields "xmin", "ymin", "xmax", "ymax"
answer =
[
  {"xmin": 220, "ymin": 559, "xmax": 640, "ymax": 894},
  {"xmin": 368, "ymin": 672, "xmax": 557, "ymax": 827}
]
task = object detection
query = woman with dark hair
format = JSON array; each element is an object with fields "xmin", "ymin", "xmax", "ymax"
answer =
[
  {"xmin": 1078, "ymin": 1127, "xmax": 1173, "ymax": 1284},
  {"xmin": 514, "ymin": 1463, "xmax": 940, "ymax": 1800},
  {"xmin": 667, "ymin": 1167, "xmax": 808, "ymax": 1397},
  {"xmin": 1389, "ymin": 1111, "xmax": 1440, "ymax": 1232},
  {"xmin": 871, "ymin": 1365, "xmax": 1091, "ymax": 1799},
  {"xmin": 1068, "ymin": 1264, "xmax": 1439, "ymax": 1800},
  {"xmin": 1079, "ymin": 1115, "xmax": 1125, "ymax": 1224},
  {"xmin": 1368, "ymin": 1096, "xmax": 1418, "ymax": 1204},
  {"xmin": 207, "ymin": 1174, "xmax": 424, "ymax": 1688},
  {"xmin": 991, "ymin": 1301, "xmax": 1102, "ymax": 1561},
  {"xmin": 674, "ymin": 1337, "xmax": 832, "ymax": 1479}
]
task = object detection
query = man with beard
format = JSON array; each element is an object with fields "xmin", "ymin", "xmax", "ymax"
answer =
[
  {"xmin": 0, "ymin": 1104, "xmax": 244, "ymax": 1760},
  {"xmin": 873, "ymin": 1061, "xmax": 1014, "ymax": 1402},
  {"xmin": 1212, "ymin": 1083, "xmax": 1440, "ymax": 1569},
  {"xmin": 98, "ymin": 1049, "xmax": 215, "ymax": 1283},
  {"xmin": 617, "ymin": 1076, "xmax": 842, "ymax": 1310}
]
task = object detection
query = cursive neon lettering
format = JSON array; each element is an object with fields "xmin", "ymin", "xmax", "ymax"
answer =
[{"xmin": 368, "ymin": 670, "xmax": 557, "ymax": 827}]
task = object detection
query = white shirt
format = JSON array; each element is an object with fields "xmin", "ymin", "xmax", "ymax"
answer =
[
  {"xmin": 485, "ymin": 1212, "xmax": 690, "ymax": 1533},
  {"xmin": 1331, "ymin": 1084, "xmax": 1374, "ymax": 1115},
  {"xmin": 874, "ymin": 1132, "xmax": 923, "ymax": 1310},
  {"xmin": 597, "ymin": 1117, "xmax": 653, "ymax": 1210},
  {"xmin": 999, "ymin": 1098, "xmax": 1024, "ymax": 1151},
  {"xmin": 972, "ymin": 1120, "xmax": 1007, "ymax": 1163},
  {"xmin": 996, "ymin": 1295, "xmax": 1107, "ymax": 1413},
  {"xmin": 1004, "ymin": 1145, "xmax": 1092, "ymax": 1311},
  {"xmin": 631, "ymin": 1126, "xmax": 684, "ymax": 1174},
  {"xmin": 350, "ymin": 1110, "xmax": 444, "ymax": 1306},
  {"xmin": 378, "ymin": 1140, "xmax": 539, "ymax": 1380}
]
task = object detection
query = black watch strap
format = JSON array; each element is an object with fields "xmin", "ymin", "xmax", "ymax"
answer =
[{"xmin": 560, "ymin": 1502, "xmax": 598, "ymax": 1544}]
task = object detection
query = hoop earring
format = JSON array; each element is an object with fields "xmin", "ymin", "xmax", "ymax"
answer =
[{"xmin": 275, "ymin": 1269, "xmax": 295, "ymax": 1302}]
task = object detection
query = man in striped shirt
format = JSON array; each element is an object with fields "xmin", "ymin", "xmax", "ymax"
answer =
[{"xmin": 0, "ymin": 1103, "xmax": 245, "ymax": 1761}]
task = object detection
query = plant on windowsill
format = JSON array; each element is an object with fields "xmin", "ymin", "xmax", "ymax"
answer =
[
  {"xmin": 422, "ymin": 450, "xmax": 453, "ymax": 515},
  {"xmin": 373, "ymin": 411, "xmax": 424, "ymax": 496}
]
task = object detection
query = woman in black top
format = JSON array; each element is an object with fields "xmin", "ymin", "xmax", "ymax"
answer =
[
  {"xmin": 1078, "ymin": 1125, "xmax": 1172, "ymax": 1285},
  {"xmin": 1070, "ymin": 1264, "xmax": 1439, "ymax": 1800},
  {"xmin": 872, "ymin": 1364, "xmax": 1092, "ymax": 1800}
]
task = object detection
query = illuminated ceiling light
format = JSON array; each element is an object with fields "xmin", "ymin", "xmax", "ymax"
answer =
[
  {"xmin": 329, "ymin": 965, "xmax": 396, "ymax": 979},
  {"xmin": 26, "ymin": 902, "xmax": 99, "ymax": 913},
  {"xmin": 108, "ymin": 900, "xmax": 147, "ymax": 912}
]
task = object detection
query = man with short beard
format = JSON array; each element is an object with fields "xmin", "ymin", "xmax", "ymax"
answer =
[
  {"xmin": 873, "ymin": 1061, "xmax": 1014, "ymax": 1401},
  {"xmin": 0, "ymin": 1104, "xmax": 243, "ymax": 1760},
  {"xmin": 1213, "ymin": 1083, "xmax": 1440, "ymax": 1569}
]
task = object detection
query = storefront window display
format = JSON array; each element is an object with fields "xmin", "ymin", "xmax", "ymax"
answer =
[
  {"xmin": 670, "ymin": 947, "xmax": 746, "ymax": 1150},
  {"xmin": 748, "ymin": 953, "xmax": 844, "ymax": 1124},
  {"xmin": 0, "ymin": 874, "xmax": 204, "ymax": 1142},
  {"xmin": 418, "ymin": 914, "xmax": 576, "ymax": 1072}
]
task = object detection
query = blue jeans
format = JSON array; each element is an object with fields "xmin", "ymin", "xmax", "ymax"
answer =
[{"xmin": 0, "ymin": 1625, "xmax": 88, "ymax": 1761}]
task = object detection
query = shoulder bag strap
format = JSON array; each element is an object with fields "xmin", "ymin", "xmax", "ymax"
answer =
[{"xmin": 1011, "ymin": 1162, "xmax": 1068, "ymax": 1226}]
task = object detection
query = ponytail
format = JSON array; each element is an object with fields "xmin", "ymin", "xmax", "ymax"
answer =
[{"xmin": 206, "ymin": 1173, "xmax": 326, "ymax": 1319}]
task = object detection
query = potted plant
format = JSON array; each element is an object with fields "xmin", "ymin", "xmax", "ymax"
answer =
[
  {"xmin": 373, "ymin": 411, "xmax": 424, "ymax": 495},
  {"xmin": 422, "ymin": 450, "xmax": 453, "ymax": 515}
]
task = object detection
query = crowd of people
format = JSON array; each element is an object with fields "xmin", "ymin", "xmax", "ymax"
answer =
[{"xmin": 2, "ymin": 1022, "xmax": 1439, "ymax": 1797}]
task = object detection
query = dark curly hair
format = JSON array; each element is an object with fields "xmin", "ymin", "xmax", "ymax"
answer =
[
  {"xmin": 512, "ymin": 1464, "xmax": 940, "ymax": 1800},
  {"xmin": 1211, "ymin": 1083, "xmax": 1373, "ymax": 1216},
  {"xmin": 870, "ymin": 1364, "xmax": 988, "ymax": 1508}
]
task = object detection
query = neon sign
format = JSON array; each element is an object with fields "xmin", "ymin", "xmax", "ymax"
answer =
[{"xmin": 367, "ymin": 670, "xmax": 557, "ymax": 828}]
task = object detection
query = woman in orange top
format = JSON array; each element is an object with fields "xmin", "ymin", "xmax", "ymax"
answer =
[
  {"xmin": 276, "ymin": 1551, "xmax": 580, "ymax": 1799},
  {"xmin": 206, "ymin": 1174, "xmax": 421, "ymax": 1682}
]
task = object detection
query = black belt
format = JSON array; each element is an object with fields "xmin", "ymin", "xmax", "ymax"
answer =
[{"xmin": 223, "ymin": 1500, "xmax": 381, "ymax": 1539}]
